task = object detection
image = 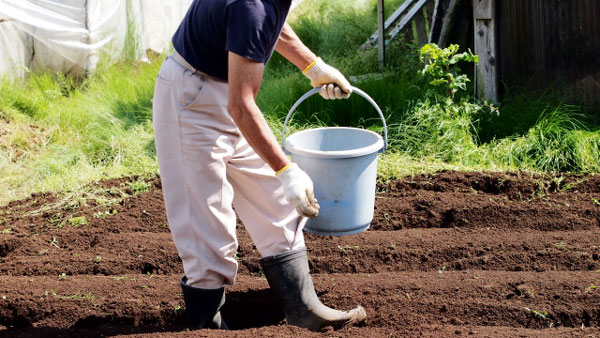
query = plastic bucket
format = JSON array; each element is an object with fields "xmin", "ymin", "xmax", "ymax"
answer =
[{"xmin": 281, "ymin": 87, "xmax": 387, "ymax": 236}]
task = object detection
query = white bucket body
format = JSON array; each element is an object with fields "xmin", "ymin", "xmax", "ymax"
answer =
[{"xmin": 284, "ymin": 127, "xmax": 383, "ymax": 236}]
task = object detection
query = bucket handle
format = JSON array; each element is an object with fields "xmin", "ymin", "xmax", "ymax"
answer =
[{"xmin": 281, "ymin": 86, "xmax": 388, "ymax": 153}]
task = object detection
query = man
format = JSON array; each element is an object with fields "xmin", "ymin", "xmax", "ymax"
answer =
[{"xmin": 152, "ymin": 0, "xmax": 367, "ymax": 331}]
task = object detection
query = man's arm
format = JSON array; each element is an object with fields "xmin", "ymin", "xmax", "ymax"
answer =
[
  {"xmin": 275, "ymin": 22, "xmax": 352, "ymax": 99},
  {"xmin": 227, "ymin": 51, "xmax": 319, "ymax": 217},
  {"xmin": 227, "ymin": 52, "xmax": 289, "ymax": 172},
  {"xmin": 275, "ymin": 22, "xmax": 317, "ymax": 71}
]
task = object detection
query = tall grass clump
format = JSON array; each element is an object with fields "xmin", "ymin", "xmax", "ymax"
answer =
[
  {"xmin": 0, "ymin": 57, "xmax": 161, "ymax": 204},
  {"xmin": 489, "ymin": 106, "xmax": 600, "ymax": 172}
]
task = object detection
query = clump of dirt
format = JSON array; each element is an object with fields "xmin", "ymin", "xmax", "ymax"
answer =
[{"xmin": 0, "ymin": 171, "xmax": 599, "ymax": 337}]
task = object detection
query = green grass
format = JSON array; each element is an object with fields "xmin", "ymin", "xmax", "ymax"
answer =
[
  {"xmin": 0, "ymin": 58, "xmax": 160, "ymax": 204},
  {"xmin": 0, "ymin": 0, "xmax": 599, "ymax": 205}
]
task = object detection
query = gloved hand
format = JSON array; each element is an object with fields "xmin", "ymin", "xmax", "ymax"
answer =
[
  {"xmin": 276, "ymin": 163, "xmax": 320, "ymax": 218},
  {"xmin": 303, "ymin": 57, "xmax": 352, "ymax": 100}
]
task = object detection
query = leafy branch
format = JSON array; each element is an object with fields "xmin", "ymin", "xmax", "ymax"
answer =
[{"xmin": 419, "ymin": 43, "xmax": 479, "ymax": 101}]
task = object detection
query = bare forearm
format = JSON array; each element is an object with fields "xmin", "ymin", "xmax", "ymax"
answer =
[
  {"xmin": 275, "ymin": 22, "xmax": 317, "ymax": 71},
  {"xmin": 229, "ymin": 100, "xmax": 289, "ymax": 172}
]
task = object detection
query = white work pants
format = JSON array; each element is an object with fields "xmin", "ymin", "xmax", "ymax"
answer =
[{"xmin": 152, "ymin": 55, "xmax": 306, "ymax": 289}]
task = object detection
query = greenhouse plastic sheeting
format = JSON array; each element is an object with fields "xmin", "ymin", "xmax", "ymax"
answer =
[
  {"xmin": 0, "ymin": 17, "xmax": 32, "ymax": 79},
  {"xmin": 0, "ymin": 0, "xmax": 305, "ymax": 78},
  {"xmin": 0, "ymin": 0, "xmax": 192, "ymax": 78}
]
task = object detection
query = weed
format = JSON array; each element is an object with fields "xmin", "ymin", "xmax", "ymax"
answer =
[
  {"xmin": 0, "ymin": 228, "xmax": 12, "ymax": 234},
  {"xmin": 49, "ymin": 213, "xmax": 65, "ymax": 228},
  {"xmin": 523, "ymin": 307, "xmax": 556, "ymax": 328},
  {"xmin": 49, "ymin": 236, "xmax": 59, "ymax": 248},
  {"xmin": 438, "ymin": 266, "xmax": 447, "ymax": 274},
  {"xmin": 419, "ymin": 43, "xmax": 478, "ymax": 101},
  {"xmin": 585, "ymin": 284, "xmax": 597, "ymax": 294},
  {"xmin": 554, "ymin": 241, "xmax": 567, "ymax": 248},
  {"xmin": 561, "ymin": 180, "xmax": 580, "ymax": 192},
  {"xmin": 523, "ymin": 307, "xmax": 549, "ymax": 320},
  {"xmin": 533, "ymin": 180, "xmax": 549, "ymax": 198},
  {"xmin": 93, "ymin": 209, "xmax": 118, "ymax": 219},
  {"xmin": 338, "ymin": 245, "xmax": 360, "ymax": 252},
  {"xmin": 58, "ymin": 273, "xmax": 67, "ymax": 280},
  {"xmin": 68, "ymin": 216, "xmax": 87, "ymax": 227},
  {"xmin": 95, "ymin": 255, "xmax": 102, "ymax": 263},
  {"xmin": 64, "ymin": 196, "xmax": 87, "ymax": 211},
  {"xmin": 126, "ymin": 178, "xmax": 152, "ymax": 195},
  {"xmin": 44, "ymin": 289, "xmax": 57, "ymax": 297},
  {"xmin": 57, "ymin": 291, "xmax": 98, "ymax": 306},
  {"xmin": 512, "ymin": 284, "xmax": 535, "ymax": 299},
  {"xmin": 590, "ymin": 195, "xmax": 600, "ymax": 206},
  {"xmin": 551, "ymin": 175, "xmax": 564, "ymax": 191}
]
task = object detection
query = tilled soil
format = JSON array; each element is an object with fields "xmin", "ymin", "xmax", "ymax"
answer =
[{"xmin": 1, "ymin": 171, "xmax": 600, "ymax": 337}]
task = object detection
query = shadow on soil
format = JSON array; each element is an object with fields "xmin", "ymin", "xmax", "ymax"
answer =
[{"xmin": 0, "ymin": 289, "xmax": 283, "ymax": 338}]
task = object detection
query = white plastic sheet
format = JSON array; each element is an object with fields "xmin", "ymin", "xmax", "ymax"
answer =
[
  {"xmin": 0, "ymin": 0, "xmax": 305, "ymax": 78},
  {"xmin": 0, "ymin": 0, "xmax": 193, "ymax": 78},
  {"xmin": 0, "ymin": 17, "xmax": 32, "ymax": 79}
]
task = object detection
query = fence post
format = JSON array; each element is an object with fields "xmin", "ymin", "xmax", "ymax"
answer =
[
  {"xmin": 377, "ymin": 0, "xmax": 386, "ymax": 71},
  {"xmin": 473, "ymin": 0, "xmax": 498, "ymax": 102}
]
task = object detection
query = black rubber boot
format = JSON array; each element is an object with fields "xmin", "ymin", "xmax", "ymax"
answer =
[
  {"xmin": 259, "ymin": 248, "xmax": 367, "ymax": 331},
  {"xmin": 180, "ymin": 276, "xmax": 228, "ymax": 329}
]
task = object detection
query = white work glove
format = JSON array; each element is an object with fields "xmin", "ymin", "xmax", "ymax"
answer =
[
  {"xmin": 276, "ymin": 163, "xmax": 320, "ymax": 218},
  {"xmin": 303, "ymin": 57, "xmax": 352, "ymax": 100}
]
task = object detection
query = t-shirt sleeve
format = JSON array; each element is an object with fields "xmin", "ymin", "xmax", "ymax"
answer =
[{"xmin": 225, "ymin": 1, "xmax": 277, "ymax": 63}]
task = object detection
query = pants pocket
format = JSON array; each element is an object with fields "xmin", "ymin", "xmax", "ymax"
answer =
[{"xmin": 180, "ymin": 70, "xmax": 208, "ymax": 110}]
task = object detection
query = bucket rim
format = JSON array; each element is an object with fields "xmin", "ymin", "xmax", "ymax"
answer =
[{"xmin": 284, "ymin": 127, "xmax": 384, "ymax": 159}]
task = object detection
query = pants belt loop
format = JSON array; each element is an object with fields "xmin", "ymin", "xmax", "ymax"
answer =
[{"xmin": 172, "ymin": 50, "xmax": 197, "ymax": 73}]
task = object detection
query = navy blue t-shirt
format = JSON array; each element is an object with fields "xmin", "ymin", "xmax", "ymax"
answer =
[{"xmin": 172, "ymin": 0, "xmax": 292, "ymax": 81}]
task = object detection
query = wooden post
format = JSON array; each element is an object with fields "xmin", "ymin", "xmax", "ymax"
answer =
[
  {"xmin": 413, "ymin": 2, "xmax": 434, "ymax": 46},
  {"xmin": 473, "ymin": 0, "xmax": 498, "ymax": 102},
  {"xmin": 429, "ymin": 0, "xmax": 442, "ymax": 43},
  {"xmin": 438, "ymin": 0, "xmax": 461, "ymax": 48},
  {"xmin": 377, "ymin": 0, "xmax": 386, "ymax": 71}
]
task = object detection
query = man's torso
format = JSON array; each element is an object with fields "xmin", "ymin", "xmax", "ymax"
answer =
[{"xmin": 172, "ymin": 0, "xmax": 292, "ymax": 81}]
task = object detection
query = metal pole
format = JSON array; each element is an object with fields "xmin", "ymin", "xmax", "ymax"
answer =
[{"xmin": 377, "ymin": 0, "xmax": 385, "ymax": 71}]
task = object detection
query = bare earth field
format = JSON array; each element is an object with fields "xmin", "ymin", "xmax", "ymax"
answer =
[{"xmin": 1, "ymin": 171, "xmax": 600, "ymax": 337}]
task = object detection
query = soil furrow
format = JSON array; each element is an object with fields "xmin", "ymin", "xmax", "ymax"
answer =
[
  {"xmin": 239, "ymin": 228, "xmax": 600, "ymax": 274},
  {"xmin": 3, "ymin": 228, "xmax": 600, "ymax": 276},
  {"xmin": 0, "ymin": 272, "xmax": 599, "ymax": 333},
  {"xmin": 372, "ymin": 193, "xmax": 600, "ymax": 231}
]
